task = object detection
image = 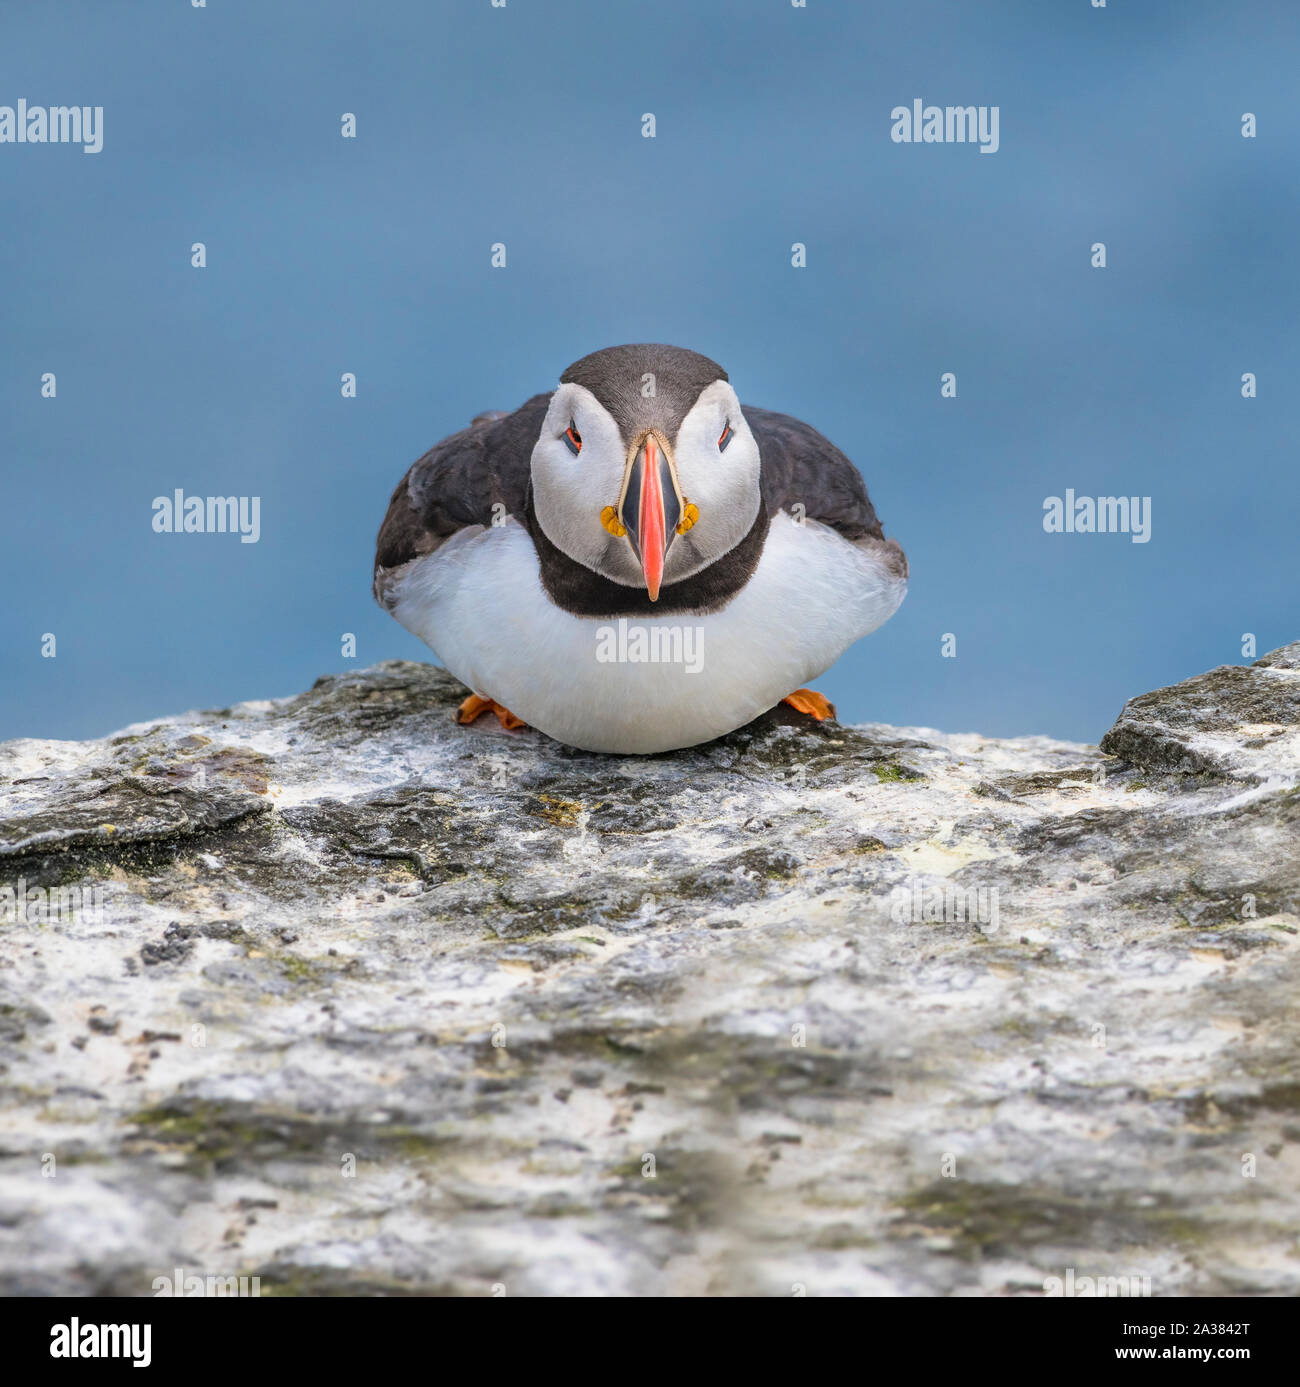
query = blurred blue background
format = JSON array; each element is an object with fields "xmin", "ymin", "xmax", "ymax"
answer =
[{"xmin": 2, "ymin": 0, "xmax": 1296, "ymax": 744}]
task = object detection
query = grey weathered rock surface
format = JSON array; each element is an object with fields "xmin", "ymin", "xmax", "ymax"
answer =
[
  {"xmin": 1, "ymin": 645, "xmax": 1298, "ymax": 1296},
  {"xmin": 1100, "ymin": 647, "xmax": 1300, "ymax": 784}
]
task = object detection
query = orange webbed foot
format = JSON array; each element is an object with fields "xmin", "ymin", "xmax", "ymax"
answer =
[
  {"xmin": 782, "ymin": 688, "xmax": 837, "ymax": 721},
  {"xmin": 456, "ymin": 694, "xmax": 526, "ymax": 731}
]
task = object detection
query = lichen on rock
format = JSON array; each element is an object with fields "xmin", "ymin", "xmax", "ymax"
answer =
[{"xmin": 0, "ymin": 645, "xmax": 1297, "ymax": 1295}]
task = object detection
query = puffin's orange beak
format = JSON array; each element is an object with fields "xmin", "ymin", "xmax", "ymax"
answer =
[{"xmin": 620, "ymin": 433, "xmax": 682, "ymax": 602}]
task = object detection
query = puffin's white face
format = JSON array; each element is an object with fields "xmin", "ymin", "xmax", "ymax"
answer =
[{"xmin": 530, "ymin": 379, "xmax": 761, "ymax": 597}]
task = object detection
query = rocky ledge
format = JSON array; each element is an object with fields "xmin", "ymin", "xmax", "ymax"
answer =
[{"xmin": 1, "ymin": 646, "xmax": 1298, "ymax": 1296}]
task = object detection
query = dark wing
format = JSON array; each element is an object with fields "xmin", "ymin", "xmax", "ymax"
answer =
[
  {"xmin": 745, "ymin": 405, "xmax": 908, "ymax": 579},
  {"xmin": 373, "ymin": 393, "xmax": 552, "ymax": 608}
]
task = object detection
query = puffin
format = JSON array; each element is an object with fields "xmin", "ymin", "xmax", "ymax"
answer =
[{"xmin": 373, "ymin": 344, "xmax": 907, "ymax": 754}]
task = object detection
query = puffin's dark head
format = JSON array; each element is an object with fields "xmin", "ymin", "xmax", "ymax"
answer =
[{"xmin": 529, "ymin": 344, "xmax": 762, "ymax": 599}]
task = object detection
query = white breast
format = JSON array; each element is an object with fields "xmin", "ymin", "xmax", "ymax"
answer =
[{"xmin": 388, "ymin": 512, "xmax": 905, "ymax": 754}]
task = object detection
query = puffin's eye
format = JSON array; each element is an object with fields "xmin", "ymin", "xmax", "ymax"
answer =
[
  {"xmin": 718, "ymin": 421, "xmax": 734, "ymax": 452},
  {"xmin": 564, "ymin": 420, "xmax": 582, "ymax": 456}
]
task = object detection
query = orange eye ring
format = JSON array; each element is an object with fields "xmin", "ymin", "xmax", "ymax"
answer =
[
  {"xmin": 718, "ymin": 422, "xmax": 734, "ymax": 452},
  {"xmin": 564, "ymin": 421, "xmax": 582, "ymax": 455}
]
